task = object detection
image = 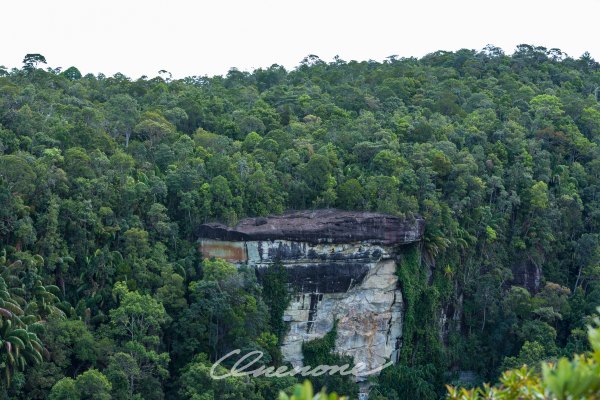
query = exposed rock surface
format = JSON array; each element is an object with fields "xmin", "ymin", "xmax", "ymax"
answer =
[
  {"xmin": 511, "ymin": 258, "xmax": 543, "ymax": 293},
  {"xmin": 197, "ymin": 209, "xmax": 424, "ymax": 245},
  {"xmin": 197, "ymin": 210, "xmax": 424, "ymax": 388},
  {"xmin": 282, "ymin": 258, "xmax": 403, "ymax": 372}
]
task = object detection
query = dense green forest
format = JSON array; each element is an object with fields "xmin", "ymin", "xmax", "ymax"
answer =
[{"xmin": 1, "ymin": 46, "xmax": 600, "ymax": 399}]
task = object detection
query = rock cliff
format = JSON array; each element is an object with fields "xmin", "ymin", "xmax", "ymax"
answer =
[
  {"xmin": 197, "ymin": 210, "xmax": 424, "ymax": 385},
  {"xmin": 197, "ymin": 209, "xmax": 424, "ymax": 245}
]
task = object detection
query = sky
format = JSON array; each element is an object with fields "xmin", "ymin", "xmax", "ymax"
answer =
[{"xmin": 2, "ymin": 0, "xmax": 600, "ymax": 79}]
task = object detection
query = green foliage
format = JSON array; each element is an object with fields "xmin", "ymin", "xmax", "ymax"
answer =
[
  {"xmin": 2, "ymin": 47, "xmax": 600, "ymax": 398},
  {"xmin": 50, "ymin": 369, "xmax": 112, "ymax": 400},
  {"xmin": 279, "ymin": 380, "xmax": 347, "ymax": 400},
  {"xmin": 0, "ymin": 254, "xmax": 63, "ymax": 389},
  {"xmin": 501, "ymin": 341, "xmax": 547, "ymax": 372},
  {"xmin": 178, "ymin": 353, "xmax": 263, "ymax": 400},
  {"xmin": 22, "ymin": 54, "xmax": 47, "ymax": 71},
  {"xmin": 201, "ymin": 258, "xmax": 237, "ymax": 282},
  {"xmin": 0, "ymin": 155, "xmax": 37, "ymax": 198},
  {"xmin": 530, "ymin": 181, "xmax": 549, "ymax": 210},
  {"xmin": 336, "ymin": 178, "xmax": 365, "ymax": 210},
  {"xmin": 394, "ymin": 244, "xmax": 444, "ymax": 379},
  {"xmin": 447, "ymin": 366, "xmax": 544, "ymax": 400},
  {"xmin": 541, "ymin": 314, "xmax": 600, "ymax": 399},
  {"xmin": 302, "ymin": 324, "xmax": 337, "ymax": 365},
  {"xmin": 447, "ymin": 312, "xmax": 600, "ymax": 399},
  {"xmin": 373, "ymin": 364, "xmax": 438, "ymax": 400},
  {"xmin": 74, "ymin": 369, "xmax": 112, "ymax": 400},
  {"xmin": 302, "ymin": 324, "xmax": 359, "ymax": 398},
  {"xmin": 261, "ymin": 261, "xmax": 290, "ymax": 342},
  {"xmin": 173, "ymin": 263, "xmax": 270, "ymax": 371},
  {"xmin": 48, "ymin": 377, "xmax": 78, "ymax": 400},
  {"xmin": 106, "ymin": 282, "xmax": 170, "ymax": 399},
  {"xmin": 110, "ymin": 282, "xmax": 167, "ymax": 343}
]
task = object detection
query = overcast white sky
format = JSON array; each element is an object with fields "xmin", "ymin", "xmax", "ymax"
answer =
[{"xmin": 2, "ymin": 0, "xmax": 600, "ymax": 79}]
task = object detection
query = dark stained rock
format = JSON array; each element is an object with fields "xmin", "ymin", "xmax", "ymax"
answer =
[
  {"xmin": 197, "ymin": 209, "xmax": 424, "ymax": 245},
  {"xmin": 511, "ymin": 258, "xmax": 543, "ymax": 293},
  {"xmin": 256, "ymin": 262, "xmax": 371, "ymax": 293}
]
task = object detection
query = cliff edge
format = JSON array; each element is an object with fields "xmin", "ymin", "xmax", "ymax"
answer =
[{"xmin": 197, "ymin": 209, "xmax": 424, "ymax": 245}]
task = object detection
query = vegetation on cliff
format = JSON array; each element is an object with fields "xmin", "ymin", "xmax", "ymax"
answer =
[{"xmin": 1, "ymin": 45, "xmax": 600, "ymax": 398}]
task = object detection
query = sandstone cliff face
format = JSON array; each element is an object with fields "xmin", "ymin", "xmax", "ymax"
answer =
[{"xmin": 198, "ymin": 210, "xmax": 424, "ymax": 382}]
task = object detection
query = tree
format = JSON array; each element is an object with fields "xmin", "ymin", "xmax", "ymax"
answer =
[
  {"xmin": 0, "ymin": 155, "xmax": 37, "ymax": 197},
  {"xmin": 336, "ymin": 179, "xmax": 365, "ymax": 210},
  {"xmin": 61, "ymin": 67, "xmax": 82, "ymax": 80},
  {"xmin": 0, "ymin": 315, "xmax": 44, "ymax": 386},
  {"xmin": 303, "ymin": 154, "xmax": 332, "ymax": 194},
  {"xmin": 110, "ymin": 282, "xmax": 167, "ymax": 343},
  {"xmin": 365, "ymin": 175, "xmax": 401, "ymax": 214},
  {"xmin": 123, "ymin": 229, "xmax": 150, "ymax": 259},
  {"xmin": 105, "ymin": 352, "xmax": 139, "ymax": 400},
  {"xmin": 106, "ymin": 342, "xmax": 169, "ymax": 400},
  {"xmin": 155, "ymin": 267, "xmax": 187, "ymax": 317},
  {"xmin": 201, "ymin": 258, "xmax": 237, "ymax": 282},
  {"xmin": 530, "ymin": 181, "xmax": 549, "ymax": 210},
  {"xmin": 74, "ymin": 369, "xmax": 112, "ymax": 400},
  {"xmin": 64, "ymin": 147, "xmax": 94, "ymax": 179},
  {"xmin": 178, "ymin": 353, "xmax": 263, "ymax": 400},
  {"xmin": 580, "ymin": 107, "xmax": 600, "ymax": 140},
  {"xmin": 109, "ymin": 283, "xmax": 169, "ymax": 399},
  {"xmin": 0, "ymin": 255, "xmax": 59, "ymax": 388},
  {"xmin": 133, "ymin": 112, "xmax": 175, "ymax": 147},
  {"xmin": 48, "ymin": 377, "xmax": 78, "ymax": 400},
  {"xmin": 209, "ymin": 176, "xmax": 241, "ymax": 224},
  {"xmin": 23, "ymin": 318, "xmax": 97, "ymax": 399},
  {"xmin": 173, "ymin": 266, "xmax": 269, "ymax": 366},
  {"xmin": 574, "ymin": 234, "xmax": 600, "ymax": 290},
  {"xmin": 50, "ymin": 369, "xmax": 112, "ymax": 400},
  {"xmin": 172, "ymin": 280, "xmax": 231, "ymax": 365},
  {"xmin": 22, "ymin": 54, "xmax": 47, "ymax": 71},
  {"xmin": 242, "ymin": 131, "xmax": 263, "ymax": 153},
  {"xmin": 374, "ymin": 364, "xmax": 438, "ymax": 400},
  {"xmin": 501, "ymin": 341, "xmax": 547, "ymax": 371},
  {"xmin": 530, "ymin": 94, "xmax": 564, "ymax": 120},
  {"xmin": 105, "ymin": 95, "xmax": 140, "ymax": 147}
]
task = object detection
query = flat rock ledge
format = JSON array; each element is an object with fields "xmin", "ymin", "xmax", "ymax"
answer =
[{"xmin": 197, "ymin": 209, "xmax": 424, "ymax": 245}]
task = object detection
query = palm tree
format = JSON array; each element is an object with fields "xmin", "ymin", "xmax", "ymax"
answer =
[
  {"xmin": 0, "ymin": 317, "xmax": 43, "ymax": 386},
  {"xmin": 0, "ymin": 277, "xmax": 24, "ymax": 321},
  {"xmin": 0, "ymin": 252, "xmax": 63, "ymax": 319},
  {"xmin": 0, "ymin": 252, "xmax": 62, "ymax": 386}
]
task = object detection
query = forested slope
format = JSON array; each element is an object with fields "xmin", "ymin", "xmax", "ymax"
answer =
[{"xmin": 1, "ymin": 46, "xmax": 600, "ymax": 399}]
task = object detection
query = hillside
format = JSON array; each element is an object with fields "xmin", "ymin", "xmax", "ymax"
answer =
[{"xmin": 1, "ymin": 46, "xmax": 600, "ymax": 399}]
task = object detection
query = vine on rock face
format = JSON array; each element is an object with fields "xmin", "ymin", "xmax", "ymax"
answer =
[
  {"xmin": 302, "ymin": 322, "xmax": 359, "ymax": 398},
  {"xmin": 261, "ymin": 260, "xmax": 291, "ymax": 365},
  {"xmin": 261, "ymin": 260, "xmax": 291, "ymax": 342},
  {"xmin": 372, "ymin": 244, "xmax": 446, "ymax": 399},
  {"xmin": 395, "ymin": 244, "xmax": 444, "ymax": 367}
]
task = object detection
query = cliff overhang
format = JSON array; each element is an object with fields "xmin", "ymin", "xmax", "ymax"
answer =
[{"xmin": 197, "ymin": 209, "xmax": 425, "ymax": 246}]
